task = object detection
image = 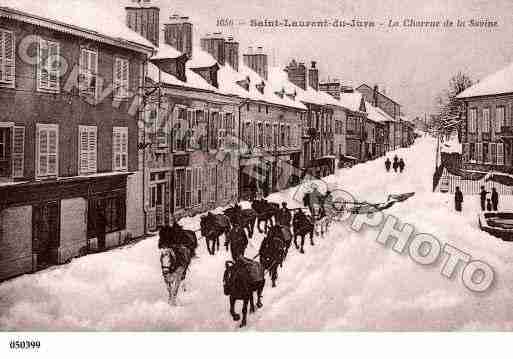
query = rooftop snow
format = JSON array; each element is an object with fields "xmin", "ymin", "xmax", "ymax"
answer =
[
  {"xmin": 1, "ymin": 0, "xmax": 154, "ymax": 50},
  {"xmin": 366, "ymin": 102, "xmax": 395, "ymax": 123},
  {"xmin": 268, "ymin": 67, "xmax": 326, "ymax": 107},
  {"xmin": 338, "ymin": 92, "xmax": 365, "ymax": 113},
  {"xmin": 457, "ymin": 62, "xmax": 513, "ymax": 99},
  {"xmin": 151, "ymin": 43, "xmax": 184, "ymax": 61},
  {"xmin": 147, "ymin": 62, "xmax": 217, "ymax": 92},
  {"xmin": 187, "ymin": 46, "xmax": 218, "ymax": 68}
]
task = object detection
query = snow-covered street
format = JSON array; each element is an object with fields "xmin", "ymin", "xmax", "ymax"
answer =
[{"xmin": 1, "ymin": 135, "xmax": 513, "ymax": 331}]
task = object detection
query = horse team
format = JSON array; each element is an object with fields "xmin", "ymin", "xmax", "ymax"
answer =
[{"xmin": 160, "ymin": 195, "xmax": 332, "ymax": 328}]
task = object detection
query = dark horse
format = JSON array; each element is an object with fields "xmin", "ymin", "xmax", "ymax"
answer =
[
  {"xmin": 251, "ymin": 199, "xmax": 280, "ymax": 234},
  {"xmin": 259, "ymin": 225, "xmax": 291, "ymax": 287},
  {"xmin": 223, "ymin": 258, "xmax": 265, "ymax": 328},
  {"xmin": 292, "ymin": 210, "xmax": 315, "ymax": 254},
  {"xmin": 200, "ymin": 212, "xmax": 231, "ymax": 255},
  {"xmin": 159, "ymin": 224, "xmax": 198, "ymax": 258},
  {"xmin": 223, "ymin": 204, "xmax": 257, "ymax": 239}
]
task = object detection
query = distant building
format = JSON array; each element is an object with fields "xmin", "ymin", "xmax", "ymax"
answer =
[{"xmin": 457, "ymin": 62, "xmax": 513, "ymax": 173}]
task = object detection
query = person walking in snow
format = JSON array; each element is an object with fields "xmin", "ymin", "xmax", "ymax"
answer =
[
  {"xmin": 398, "ymin": 158, "xmax": 405, "ymax": 173},
  {"xmin": 479, "ymin": 186, "xmax": 488, "ymax": 211},
  {"xmin": 277, "ymin": 202, "xmax": 292, "ymax": 228},
  {"xmin": 491, "ymin": 187, "xmax": 499, "ymax": 211},
  {"xmin": 455, "ymin": 186, "xmax": 463, "ymax": 212},
  {"xmin": 385, "ymin": 158, "xmax": 391, "ymax": 172},
  {"xmin": 486, "ymin": 198, "xmax": 492, "ymax": 212},
  {"xmin": 392, "ymin": 155, "xmax": 399, "ymax": 173}
]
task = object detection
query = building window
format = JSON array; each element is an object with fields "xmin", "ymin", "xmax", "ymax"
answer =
[
  {"xmin": 265, "ymin": 123, "xmax": 271, "ymax": 148},
  {"xmin": 469, "ymin": 142, "xmax": 475, "ymax": 162},
  {"xmin": 174, "ymin": 107, "xmax": 187, "ymax": 152},
  {"xmin": 476, "ymin": 142, "xmax": 483, "ymax": 163},
  {"xmin": 246, "ymin": 103, "xmax": 250, "ymax": 111},
  {"xmin": 483, "ymin": 142, "xmax": 489, "ymax": 163},
  {"xmin": 209, "ymin": 166, "xmax": 216, "ymax": 203},
  {"xmin": 0, "ymin": 29, "xmax": 15, "ymax": 87},
  {"xmin": 482, "ymin": 108, "xmax": 490, "ymax": 133},
  {"xmin": 113, "ymin": 57, "xmax": 129, "ymax": 99},
  {"xmin": 36, "ymin": 124, "xmax": 58, "ymax": 178},
  {"xmin": 192, "ymin": 167, "xmax": 203, "ymax": 206},
  {"xmin": 218, "ymin": 112, "xmax": 226, "ymax": 149},
  {"xmin": 273, "ymin": 123, "xmax": 279, "ymax": 148},
  {"xmin": 347, "ymin": 116, "xmax": 356, "ymax": 132},
  {"xmin": 78, "ymin": 125, "xmax": 97, "ymax": 175},
  {"xmin": 113, "ymin": 127, "xmax": 128, "ymax": 171},
  {"xmin": 266, "ymin": 105, "xmax": 269, "ymax": 114},
  {"xmin": 210, "ymin": 112, "xmax": 219, "ymax": 150},
  {"xmin": 243, "ymin": 121, "xmax": 253, "ymax": 148},
  {"xmin": 175, "ymin": 168, "xmax": 185, "ymax": 209},
  {"xmin": 87, "ymin": 194, "xmax": 126, "ymax": 238},
  {"xmin": 79, "ymin": 48, "xmax": 98, "ymax": 100},
  {"xmin": 37, "ymin": 38, "xmax": 60, "ymax": 92},
  {"xmin": 468, "ymin": 108, "xmax": 477, "ymax": 133},
  {"xmin": 257, "ymin": 122, "xmax": 264, "ymax": 147},
  {"xmin": 495, "ymin": 106, "xmax": 505, "ymax": 132},
  {"xmin": 497, "ymin": 143, "xmax": 504, "ymax": 165},
  {"xmin": 286, "ymin": 125, "xmax": 291, "ymax": 147}
]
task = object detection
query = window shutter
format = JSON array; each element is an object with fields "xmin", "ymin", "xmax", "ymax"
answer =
[
  {"xmin": 88, "ymin": 127, "xmax": 97, "ymax": 173},
  {"xmin": 121, "ymin": 129, "xmax": 128, "ymax": 169},
  {"xmin": 114, "ymin": 58, "xmax": 122, "ymax": 97},
  {"xmin": 1, "ymin": 30, "xmax": 15, "ymax": 85},
  {"xmin": 79, "ymin": 126, "xmax": 89, "ymax": 173},
  {"xmin": 48, "ymin": 126, "xmax": 58, "ymax": 176},
  {"xmin": 122, "ymin": 59, "xmax": 129, "ymax": 97},
  {"xmin": 12, "ymin": 126, "xmax": 24, "ymax": 178},
  {"xmin": 48, "ymin": 41, "xmax": 59, "ymax": 91},
  {"xmin": 497, "ymin": 143, "xmax": 504, "ymax": 165},
  {"xmin": 185, "ymin": 168, "xmax": 192, "ymax": 208},
  {"xmin": 476, "ymin": 142, "xmax": 483, "ymax": 163},
  {"xmin": 38, "ymin": 127, "xmax": 48, "ymax": 176},
  {"xmin": 113, "ymin": 129, "xmax": 121, "ymax": 170},
  {"xmin": 38, "ymin": 39, "xmax": 49, "ymax": 90}
]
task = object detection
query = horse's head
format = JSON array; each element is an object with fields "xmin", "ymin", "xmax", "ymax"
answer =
[{"xmin": 223, "ymin": 261, "xmax": 235, "ymax": 295}]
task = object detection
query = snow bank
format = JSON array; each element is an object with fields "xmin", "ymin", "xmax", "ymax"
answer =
[{"xmin": 2, "ymin": 137, "xmax": 513, "ymax": 330}]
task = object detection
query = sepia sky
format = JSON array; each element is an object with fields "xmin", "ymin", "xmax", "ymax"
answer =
[{"xmin": 105, "ymin": 0, "xmax": 513, "ymax": 117}]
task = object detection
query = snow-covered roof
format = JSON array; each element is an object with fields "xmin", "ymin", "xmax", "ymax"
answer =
[
  {"xmin": 457, "ymin": 62, "xmax": 513, "ymax": 99},
  {"xmin": 147, "ymin": 62, "xmax": 217, "ymax": 92},
  {"xmin": 366, "ymin": 102, "xmax": 395, "ymax": 123},
  {"xmin": 338, "ymin": 92, "xmax": 365, "ymax": 113},
  {"xmin": 151, "ymin": 43, "xmax": 184, "ymax": 61},
  {"xmin": 268, "ymin": 67, "xmax": 326, "ymax": 107},
  {"xmin": 0, "ymin": 0, "xmax": 154, "ymax": 53},
  {"xmin": 187, "ymin": 46, "xmax": 218, "ymax": 68}
]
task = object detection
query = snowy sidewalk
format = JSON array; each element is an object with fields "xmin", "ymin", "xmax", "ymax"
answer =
[{"xmin": 1, "ymin": 136, "xmax": 513, "ymax": 330}]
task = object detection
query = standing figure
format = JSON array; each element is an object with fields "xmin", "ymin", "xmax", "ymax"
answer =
[
  {"xmin": 392, "ymin": 155, "xmax": 399, "ymax": 173},
  {"xmin": 486, "ymin": 198, "xmax": 492, "ymax": 212},
  {"xmin": 276, "ymin": 202, "xmax": 292, "ymax": 228},
  {"xmin": 227, "ymin": 222, "xmax": 249, "ymax": 261},
  {"xmin": 455, "ymin": 186, "xmax": 463, "ymax": 212},
  {"xmin": 491, "ymin": 187, "xmax": 499, "ymax": 211},
  {"xmin": 385, "ymin": 158, "xmax": 391, "ymax": 172},
  {"xmin": 479, "ymin": 186, "xmax": 488, "ymax": 211},
  {"xmin": 398, "ymin": 158, "xmax": 405, "ymax": 173}
]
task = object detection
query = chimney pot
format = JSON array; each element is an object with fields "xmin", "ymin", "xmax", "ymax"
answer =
[{"xmin": 311, "ymin": 61, "xmax": 316, "ymax": 68}]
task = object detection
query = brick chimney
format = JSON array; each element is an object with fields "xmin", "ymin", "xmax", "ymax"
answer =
[
  {"xmin": 284, "ymin": 60, "xmax": 307, "ymax": 90},
  {"xmin": 373, "ymin": 85, "xmax": 379, "ymax": 107},
  {"xmin": 200, "ymin": 32, "xmax": 225, "ymax": 65},
  {"xmin": 164, "ymin": 14, "xmax": 193, "ymax": 59},
  {"xmin": 243, "ymin": 46, "xmax": 268, "ymax": 80},
  {"xmin": 224, "ymin": 36, "xmax": 239, "ymax": 71},
  {"xmin": 308, "ymin": 61, "xmax": 319, "ymax": 91},
  {"xmin": 319, "ymin": 78, "xmax": 340, "ymax": 99},
  {"xmin": 125, "ymin": 3, "xmax": 160, "ymax": 47}
]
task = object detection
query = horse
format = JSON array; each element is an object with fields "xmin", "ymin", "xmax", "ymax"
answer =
[
  {"xmin": 159, "ymin": 224, "xmax": 198, "ymax": 257},
  {"xmin": 223, "ymin": 205, "xmax": 257, "ymax": 239},
  {"xmin": 200, "ymin": 212, "xmax": 231, "ymax": 255},
  {"xmin": 251, "ymin": 199, "xmax": 280, "ymax": 234},
  {"xmin": 160, "ymin": 244, "xmax": 193, "ymax": 306},
  {"xmin": 223, "ymin": 259, "xmax": 265, "ymax": 328},
  {"xmin": 259, "ymin": 225, "xmax": 291, "ymax": 287},
  {"xmin": 292, "ymin": 210, "xmax": 315, "ymax": 254}
]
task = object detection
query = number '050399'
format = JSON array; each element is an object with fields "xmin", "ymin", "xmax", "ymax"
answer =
[{"xmin": 9, "ymin": 340, "xmax": 40, "ymax": 350}]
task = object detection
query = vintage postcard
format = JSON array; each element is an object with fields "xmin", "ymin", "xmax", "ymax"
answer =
[{"xmin": 0, "ymin": 0, "xmax": 512, "ymax": 351}]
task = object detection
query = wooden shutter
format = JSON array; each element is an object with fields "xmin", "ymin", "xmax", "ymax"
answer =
[
  {"xmin": 48, "ymin": 41, "xmax": 59, "ymax": 91},
  {"xmin": 38, "ymin": 39, "xmax": 49, "ymax": 90},
  {"xmin": 476, "ymin": 142, "xmax": 483, "ymax": 163},
  {"xmin": 37, "ymin": 124, "xmax": 58, "ymax": 177},
  {"xmin": 122, "ymin": 59, "xmax": 129, "ymax": 97},
  {"xmin": 114, "ymin": 58, "xmax": 122, "ymax": 98},
  {"xmin": 185, "ymin": 168, "xmax": 192, "ymax": 208},
  {"xmin": 0, "ymin": 30, "xmax": 15, "ymax": 85},
  {"xmin": 198, "ymin": 167, "xmax": 203, "ymax": 204},
  {"xmin": 113, "ymin": 127, "xmax": 128, "ymax": 171},
  {"xmin": 497, "ymin": 143, "xmax": 504, "ymax": 165},
  {"xmin": 88, "ymin": 127, "xmax": 97, "ymax": 173},
  {"xmin": 11, "ymin": 126, "xmax": 24, "ymax": 178}
]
